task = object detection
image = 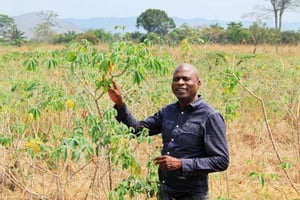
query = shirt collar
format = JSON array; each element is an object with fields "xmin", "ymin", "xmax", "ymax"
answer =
[
  {"xmin": 176, "ymin": 95, "xmax": 203, "ymax": 110},
  {"xmin": 190, "ymin": 95, "xmax": 203, "ymax": 108}
]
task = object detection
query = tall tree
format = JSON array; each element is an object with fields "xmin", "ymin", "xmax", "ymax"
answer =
[
  {"xmin": 226, "ymin": 22, "xmax": 250, "ymax": 44},
  {"xmin": 34, "ymin": 10, "xmax": 58, "ymax": 42},
  {"xmin": 136, "ymin": 9, "xmax": 176, "ymax": 35},
  {"xmin": 8, "ymin": 25, "xmax": 26, "ymax": 45},
  {"xmin": 267, "ymin": 0, "xmax": 300, "ymax": 30},
  {"xmin": 0, "ymin": 14, "xmax": 25, "ymax": 45},
  {"xmin": 0, "ymin": 14, "xmax": 15, "ymax": 40}
]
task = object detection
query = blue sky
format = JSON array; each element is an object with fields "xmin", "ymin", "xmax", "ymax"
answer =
[{"xmin": 1, "ymin": 0, "xmax": 299, "ymax": 23}]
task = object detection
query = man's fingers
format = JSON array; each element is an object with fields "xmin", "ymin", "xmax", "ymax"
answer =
[
  {"xmin": 112, "ymin": 80, "xmax": 116, "ymax": 88},
  {"xmin": 112, "ymin": 80, "xmax": 120, "ymax": 90}
]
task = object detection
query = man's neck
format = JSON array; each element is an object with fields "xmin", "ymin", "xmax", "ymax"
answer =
[{"xmin": 178, "ymin": 96, "xmax": 198, "ymax": 109}]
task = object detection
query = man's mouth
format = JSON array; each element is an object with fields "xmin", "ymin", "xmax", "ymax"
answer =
[{"xmin": 175, "ymin": 88, "xmax": 186, "ymax": 92}]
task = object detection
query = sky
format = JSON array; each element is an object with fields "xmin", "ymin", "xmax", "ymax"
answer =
[{"xmin": 1, "ymin": 0, "xmax": 300, "ymax": 23}]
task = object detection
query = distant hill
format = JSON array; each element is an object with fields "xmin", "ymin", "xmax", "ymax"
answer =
[
  {"xmin": 64, "ymin": 16, "xmax": 300, "ymax": 32},
  {"xmin": 64, "ymin": 17, "xmax": 251, "ymax": 33},
  {"xmin": 64, "ymin": 17, "xmax": 140, "ymax": 33},
  {"xmin": 13, "ymin": 12, "xmax": 84, "ymax": 39},
  {"xmin": 12, "ymin": 12, "xmax": 300, "ymax": 40}
]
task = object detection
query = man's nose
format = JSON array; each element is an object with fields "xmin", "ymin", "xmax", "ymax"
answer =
[{"xmin": 177, "ymin": 78, "xmax": 185, "ymax": 84}]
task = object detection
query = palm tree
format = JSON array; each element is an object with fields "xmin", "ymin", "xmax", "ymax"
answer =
[{"xmin": 8, "ymin": 25, "xmax": 26, "ymax": 46}]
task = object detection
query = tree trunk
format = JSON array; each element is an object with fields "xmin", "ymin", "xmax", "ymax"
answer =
[
  {"xmin": 278, "ymin": 0, "xmax": 288, "ymax": 31},
  {"xmin": 278, "ymin": 12, "xmax": 283, "ymax": 31},
  {"xmin": 271, "ymin": 0, "xmax": 279, "ymax": 30}
]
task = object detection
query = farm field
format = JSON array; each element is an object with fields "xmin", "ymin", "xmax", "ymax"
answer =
[{"xmin": 0, "ymin": 42, "xmax": 299, "ymax": 200}]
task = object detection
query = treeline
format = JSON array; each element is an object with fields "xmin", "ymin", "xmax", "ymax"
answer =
[
  {"xmin": 54, "ymin": 22, "xmax": 300, "ymax": 46},
  {"xmin": 1, "ymin": 10, "xmax": 300, "ymax": 46}
]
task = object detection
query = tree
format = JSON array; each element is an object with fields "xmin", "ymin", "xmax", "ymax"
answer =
[
  {"xmin": 248, "ymin": 23, "xmax": 281, "ymax": 44},
  {"xmin": 268, "ymin": 0, "xmax": 300, "ymax": 30},
  {"xmin": 201, "ymin": 23, "xmax": 226, "ymax": 43},
  {"xmin": 54, "ymin": 31, "xmax": 77, "ymax": 44},
  {"xmin": 0, "ymin": 14, "xmax": 25, "ymax": 45},
  {"xmin": 136, "ymin": 9, "xmax": 176, "ymax": 35},
  {"xmin": 168, "ymin": 23, "xmax": 195, "ymax": 44},
  {"xmin": 0, "ymin": 14, "xmax": 15, "ymax": 41},
  {"xmin": 91, "ymin": 28, "xmax": 113, "ymax": 42},
  {"xmin": 8, "ymin": 25, "xmax": 26, "ymax": 46},
  {"xmin": 34, "ymin": 10, "xmax": 58, "ymax": 43},
  {"xmin": 226, "ymin": 22, "xmax": 250, "ymax": 44}
]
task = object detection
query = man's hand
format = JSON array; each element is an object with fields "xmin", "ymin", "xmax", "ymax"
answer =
[
  {"xmin": 108, "ymin": 80, "xmax": 124, "ymax": 107},
  {"xmin": 154, "ymin": 155, "xmax": 182, "ymax": 171}
]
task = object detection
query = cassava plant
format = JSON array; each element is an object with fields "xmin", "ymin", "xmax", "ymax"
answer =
[{"xmin": 1, "ymin": 39, "xmax": 173, "ymax": 199}]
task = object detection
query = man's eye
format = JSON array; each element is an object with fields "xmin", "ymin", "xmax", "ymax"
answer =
[{"xmin": 173, "ymin": 77, "xmax": 190, "ymax": 82}]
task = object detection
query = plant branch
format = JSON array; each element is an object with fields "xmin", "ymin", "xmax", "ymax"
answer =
[{"xmin": 227, "ymin": 71, "xmax": 300, "ymax": 195}]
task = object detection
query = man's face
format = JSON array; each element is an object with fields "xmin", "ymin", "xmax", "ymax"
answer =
[{"xmin": 171, "ymin": 65, "xmax": 200, "ymax": 105}]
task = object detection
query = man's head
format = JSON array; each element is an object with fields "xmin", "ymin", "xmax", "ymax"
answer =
[{"xmin": 171, "ymin": 63, "xmax": 201, "ymax": 107}]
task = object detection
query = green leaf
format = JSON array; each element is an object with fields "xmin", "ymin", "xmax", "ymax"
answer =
[
  {"xmin": 24, "ymin": 57, "xmax": 39, "ymax": 71},
  {"xmin": 280, "ymin": 161, "xmax": 292, "ymax": 170},
  {"xmin": 258, "ymin": 175, "xmax": 265, "ymax": 187},
  {"xmin": 133, "ymin": 70, "xmax": 144, "ymax": 84},
  {"xmin": 28, "ymin": 106, "xmax": 41, "ymax": 120},
  {"xmin": 45, "ymin": 58, "xmax": 58, "ymax": 69},
  {"xmin": 67, "ymin": 51, "xmax": 77, "ymax": 62},
  {"xmin": 99, "ymin": 59, "xmax": 109, "ymax": 73},
  {"xmin": 0, "ymin": 133, "xmax": 14, "ymax": 147}
]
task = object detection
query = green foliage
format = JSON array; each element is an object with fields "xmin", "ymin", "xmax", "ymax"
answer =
[
  {"xmin": 24, "ymin": 56, "xmax": 39, "ymax": 71},
  {"xmin": 54, "ymin": 31, "xmax": 77, "ymax": 44},
  {"xmin": 109, "ymin": 174, "xmax": 159, "ymax": 200},
  {"xmin": 167, "ymin": 23, "xmax": 194, "ymax": 45},
  {"xmin": 248, "ymin": 23, "xmax": 281, "ymax": 44},
  {"xmin": 226, "ymin": 22, "xmax": 250, "ymax": 44},
  {"xmin": 249, "ymin": 171, "xmax": 265, "ymax": 187},
  {"xmin": 124, "ymin": 31, "xmax": 144, "ymax": 42},
  {"xmin": 0, "ymin": 133, "xmax": 14, "ymax": 147},
  {"xmin": 52, "ymin": 40, "xmax": 169, "ymax": 198},
  {"xmin": 0, "ymin": 14, "xmax": 25, "ymax": 45},
  {"xmin": 280, "ymin": 161, "xmax": 293, "ymax": 170},
  {"xmin": 3, "ymin": 9, "xmax": 300, "ymax": 46},
  {"xmin": 140, "ymin": 32, "xmax": 165, "ymax": 45},
  {"xmin": 8, "ymin": 25, "xmax": 26, "ymax": 46},
  {"xmin": 28, "ymin": 106, "xmax": 41, "ymax": 120},
  {"xmin": 221, "ymin": 68, "xmax": 241, "ymax": 121},
  {"xmin": 75, "ymin": 32, "xmax": 100, "ymax": 44},
  {"xmin": 205, "ymin": 52, "xmax": 241, "ymax": 121},
  {"xmin": 136, "ymin": 9, "xmax": 176, "ymax": 35},
  {"xmin": 1, "ymin": 37, "xmax": 299, "ymax": 198},
  {"xmin": 91, "ymin": 28, "xmax": 114, "ymax": 42},
  {"xmin": 16, "ymin": 39, "xmax": 170, "ymax": 198},
  {"xmin": 201, "ymin": 23, "xmax": 226, "ymax": 44},
  {"xmin": 280, "ymin": 30, "xmax": 300, "ymax": 44},
  {"xmin": 0, "ymin": 14, "xmax": 15, "ymax": 37}
]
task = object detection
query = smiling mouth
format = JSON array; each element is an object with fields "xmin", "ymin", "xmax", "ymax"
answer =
[
  {"xmin": 175, "ymin": 88, "xmax": 186, "ymax": 92},
  {"xmin": 175, "ymin": 88, "xmax": 187, "ymax": 94}
]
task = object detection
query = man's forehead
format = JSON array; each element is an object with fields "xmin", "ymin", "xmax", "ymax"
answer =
[{"xmin": 174, "ymin": 69, "xmax": 195, "ymax": 76}]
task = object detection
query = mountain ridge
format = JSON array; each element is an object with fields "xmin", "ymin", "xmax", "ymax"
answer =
[
  {"xmin": 13, "ymin": 12, "xmax": 300, "ymax": 39},
  {"xmin": 13, "ymin": 12, "xmax": 84, "ymax": 39}
]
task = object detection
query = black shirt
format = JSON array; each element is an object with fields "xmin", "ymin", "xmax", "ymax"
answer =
[{"xmin": 114, "ymin": 96, "xmax": 229, "ymax": 197}]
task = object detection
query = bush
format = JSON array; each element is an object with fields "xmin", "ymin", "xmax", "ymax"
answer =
[
  {"xmin": 75, "ymin": 32, "xmax": 99, "ymax": 45},
  {"xmin": 280, "ymin": 31, "xmax": 300, "ymax": 45}
]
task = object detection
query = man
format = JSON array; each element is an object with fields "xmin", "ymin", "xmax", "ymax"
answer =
[{"xmin": 108, "ymin": 63, "xmax": 229, "ymax": 200}]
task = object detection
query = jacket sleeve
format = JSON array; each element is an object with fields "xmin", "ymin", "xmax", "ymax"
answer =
[{"xmin": 114, "ymin": 104, "xmax": 162, "ymax": 136}]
